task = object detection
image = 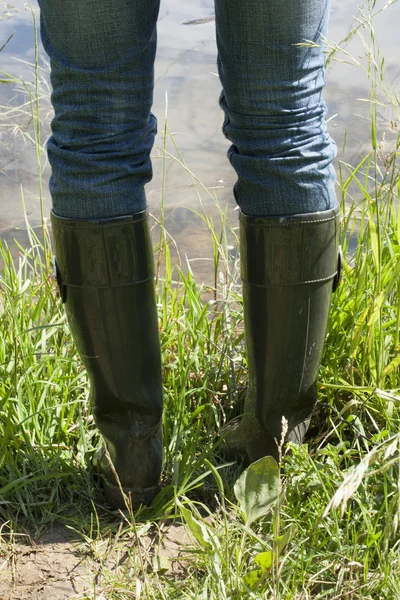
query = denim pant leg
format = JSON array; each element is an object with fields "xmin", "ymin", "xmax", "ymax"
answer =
[
  {"xmin": 214, "ymin": 0, "xmax": 337, "ymax": 217},
  {"xmin": 38, "ymin": 0, "xmax": 160, "ymax": 219}
]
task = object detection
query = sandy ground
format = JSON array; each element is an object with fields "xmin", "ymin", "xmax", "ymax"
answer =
[{"xmin": 0, "ymin": 522, "xmax": 191, "ymax": 600}]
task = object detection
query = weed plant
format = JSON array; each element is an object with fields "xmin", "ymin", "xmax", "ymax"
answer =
[{"xmin": 1, "ymin": 1, "xmax": 400, "ymax": 598}]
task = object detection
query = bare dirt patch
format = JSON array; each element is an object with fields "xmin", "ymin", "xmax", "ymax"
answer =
[
  {"xmin": 0, "ymin": 525, "xmax": 89, "ymax": 600},
  {"xmin": 0, "ymin": 522, "xmax": 191, "ymax": 600}
]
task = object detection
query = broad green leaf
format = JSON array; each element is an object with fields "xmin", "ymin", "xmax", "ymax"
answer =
[
  {"xmin": 254, "ymin": 529, "xmax": 292, "ymax": 569},
  {"xmin": 242, "ymin": 568, "xmax": 264, "ymax": 589},
  {"xmin": 179, "ymin": 504, "xmax": 212, "ymax": 549},
  {"xmin": 152, "ymin": 555, "xmax": 170, "ymax": 573},
  {"xmin": 254, "ymin": 551, "xmax": 273, "ymax": 570},
  {"xmin": 234, "ymin": 456, "xmax": 280, "ymax": 526}
]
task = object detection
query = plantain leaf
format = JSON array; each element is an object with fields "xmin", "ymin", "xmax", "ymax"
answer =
[{"xmin": 234, "ymin": 456, "xmax": 280, "ymax": 526}]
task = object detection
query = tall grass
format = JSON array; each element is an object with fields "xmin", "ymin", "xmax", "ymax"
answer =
[{"xmin": 1, "ymin": 1, "xmax": 400, "ymax": 597}]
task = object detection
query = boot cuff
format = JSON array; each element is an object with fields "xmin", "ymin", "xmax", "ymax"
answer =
[
  {"xmin": 51, "ymin": 211, "xmax": 154, "ymax": 292},
  {"xmin": 240, "ymin": 206, "xmax": 340, "ymax": 287}
]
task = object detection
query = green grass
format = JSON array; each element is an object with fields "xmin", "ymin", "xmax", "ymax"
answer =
[{"xmin": 1, "ymin": 1, "xmax": 400, "ymax": 597}]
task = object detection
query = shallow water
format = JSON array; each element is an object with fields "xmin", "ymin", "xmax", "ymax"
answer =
[{"xmin": 1, "ymin": 0, "xmax": 399, "ymax": 277}]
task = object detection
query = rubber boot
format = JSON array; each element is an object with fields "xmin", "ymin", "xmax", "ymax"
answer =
[
  {"xmin": 224, "ymin": 207, "xmax": 341, "ymax": 464},
  {"xmin": 51, "ymin": 210, "xmax": 163, "ymax": 509}
]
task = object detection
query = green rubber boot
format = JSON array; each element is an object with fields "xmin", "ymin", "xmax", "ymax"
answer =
[
  {"xmin": 51, "ymin": 211, "xmax": 163, "ymax": 509},
  {"xmin": 224, "ymin": 207, "xmax": 341, "ymax": 464}
]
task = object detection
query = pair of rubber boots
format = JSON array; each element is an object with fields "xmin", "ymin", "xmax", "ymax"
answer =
[{"xmin": 51, "ymin": 206, "xmax": 340, "ymax": 509}]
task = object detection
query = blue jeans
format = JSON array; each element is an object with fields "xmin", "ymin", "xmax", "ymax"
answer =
[{"xmin": 38, "ymin": 0, "xmax": 337, "ymax": 219}]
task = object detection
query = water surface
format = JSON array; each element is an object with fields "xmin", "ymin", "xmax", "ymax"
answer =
[{"xmin": 1, "ymin": 0, "xmax": 399, "ymax": 277}]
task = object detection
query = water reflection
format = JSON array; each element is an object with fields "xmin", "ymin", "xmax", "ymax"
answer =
[{"xmin": 1, "ymin": 0, "xmax": 399, "ymax": 280}]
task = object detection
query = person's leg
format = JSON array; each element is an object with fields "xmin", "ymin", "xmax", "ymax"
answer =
[
  {"xmin": 215, "ymin": 0, "xmax": 341, "ymax": 461},
  {"xmin": 39, "ymin": 0, "xmax": 163, "ymax": 508},
  {"xmin": 38, "ymin": 0, "xmax": 160, "ymax": 219},
  {"xmin": 214, "ymin": 0, "xmax": 337, "ymax": 218}
]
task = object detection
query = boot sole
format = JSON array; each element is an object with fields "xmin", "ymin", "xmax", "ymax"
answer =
[{"xmin": 103, "ymin": 480, "xmax": 160, "ymax": 510}]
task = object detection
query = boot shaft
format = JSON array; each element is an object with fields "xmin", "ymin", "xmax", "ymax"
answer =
[
  {"xmin": 51, "ymin": 211, "xmax": 163, "ymax": 503},
  {"xmin": 240, "ymin": 207, "xmax": 341, "ymax": 441}
]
